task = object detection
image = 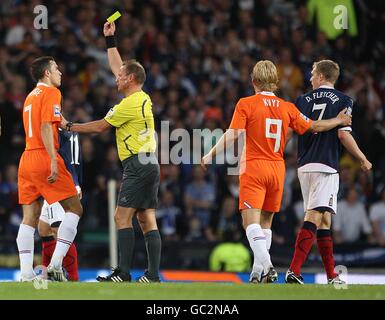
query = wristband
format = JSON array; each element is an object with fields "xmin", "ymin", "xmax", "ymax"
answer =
[
  {"xmin": 66, "ymin": 121, "xmax": 73, "ymax": 131},
  {"xmin": 105, "ymin": 36, "xmax": 116, "ymax": 49}
]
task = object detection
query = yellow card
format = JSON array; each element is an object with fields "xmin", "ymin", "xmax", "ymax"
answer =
[{"xmin": 107, "ymin": 11, "xmax": 121, "ymax": 23}]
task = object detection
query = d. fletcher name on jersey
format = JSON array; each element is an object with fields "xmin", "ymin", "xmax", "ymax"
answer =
[{"xmin": 304, "ymin": 91, "xmax": 340, "ymax": 104}]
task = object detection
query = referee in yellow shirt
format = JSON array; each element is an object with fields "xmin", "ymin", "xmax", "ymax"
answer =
[{"xmin": 61, "ymin": 21, "xmax": 161, "ymax": 283}]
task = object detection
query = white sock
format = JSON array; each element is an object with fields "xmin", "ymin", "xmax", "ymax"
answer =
[
  {"xmin": 50, "ymin": 212, "xmax": 80, "ymax": 268},
  {"xmin": 263, "ymin": 229, "xmax": 272, "ymax": 251},
  {"xmin": 16, "ymin": 224, "xmax": 35, "ymax": 277},
  {"xmin": 246, "ymin": 224, "xmax": 273, "ymax": 275},
  {"xmin": 253, "ymin": 228, "xmax": 273, "ymax": 276}
]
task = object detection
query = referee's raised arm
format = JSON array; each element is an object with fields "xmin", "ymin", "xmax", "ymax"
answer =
[{"xmin": 103, "ymin": 21, "xmax": 123, "ymax": 78}]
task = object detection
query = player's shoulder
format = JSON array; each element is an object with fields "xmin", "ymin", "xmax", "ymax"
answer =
[
  {"xmin": 41, "ymin": 85, "xmax": 61, "ymax": 97},
  {"xmin": 295, "ymin": 91, "xmax": 312, "ymax": 104},
  {"xmin": 125, "ymin": 90, "xmax": 151, "ymax": 104},
  {"xmin": 238, "ymin": 95, "xmax": 255, "ymax": 104},
  {"xmin": 332, "ymin": 89, "xmax": 353, "ymax": 104}
]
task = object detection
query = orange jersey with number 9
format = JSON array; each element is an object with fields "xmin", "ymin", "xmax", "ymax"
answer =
[
  {"xmin": 23, "ymin": 83, "xmax": 62, "ymax": 150},
  {"xmin": 229, "ymin": 92, "xmax": 313, "ymax": 212},
  {"xmin": 229, "ymin": 92, "xmax": 312, "ymax": 161}
]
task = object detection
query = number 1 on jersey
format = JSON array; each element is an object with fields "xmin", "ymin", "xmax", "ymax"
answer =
[
  {"xmin": 266, "ymin": 118, "xmax": 282, "ymax": 153},
  {"xmin": 24, "ymin": 104, "xmax": 33, "ymax": 137},
  {"xmin": 70, "ymin": 134, "xmax": 80, "ymax": 165}
]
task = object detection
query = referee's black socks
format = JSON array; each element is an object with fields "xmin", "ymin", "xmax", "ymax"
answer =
[
  {"xmin": 144, "ymin": 230, "xmax": 162, "ymax": 280},
  {"xmin": 118, "ymin": 228, "xmax": 135, "ymax": 274}
]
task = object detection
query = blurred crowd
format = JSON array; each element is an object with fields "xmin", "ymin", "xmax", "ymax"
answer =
[{"xmin": 0, "ymin": 0, "xmax": 385, "ymax": 256}]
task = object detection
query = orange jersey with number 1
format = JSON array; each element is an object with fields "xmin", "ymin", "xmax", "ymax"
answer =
[
  {"xmin": 229, "ymin": 92, "xmax": 312, "ymax": 212},
  {"xmin": 18, "ymin": 82, "xmax": 77, "ymax": 205}
]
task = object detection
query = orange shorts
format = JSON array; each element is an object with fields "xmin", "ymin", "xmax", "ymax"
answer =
[
  {"xmin": 18, "ymin": 149, "xmax": 77, "ymax": 205},
  {"xmin": 239, "ymin": 159, "xmax": 285, "ymax": 212}
]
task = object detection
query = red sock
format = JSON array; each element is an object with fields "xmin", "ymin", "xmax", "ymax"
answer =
[
  {"xmin": 63, "ymin": 243, "xmax": 79, "ymax": 281},
  {"xmin": 41, "ymin": 236, "xmax": 56, "ymax": 267},
  {"xmin": 289, "ymin": 221, "xmax": 317, "ymax": 276},
  {"xmin": 317, "ymin": 229, "xmax": 337, "ymax": 280}
]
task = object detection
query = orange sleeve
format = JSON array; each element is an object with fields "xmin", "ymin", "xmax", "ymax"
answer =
[
  {"xmin": 229, "ymin": 99, "xmax": 248, "ymax": 129},
  {"xmin": 288, "ymin": 102, "xmax": 312, "ymax": 135},
  {"xmin": 41, "ymin": 88, "xmax": 62, "ymax": 123}
]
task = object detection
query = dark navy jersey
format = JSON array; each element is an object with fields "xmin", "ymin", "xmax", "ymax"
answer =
[
  {"xmin": 295, "ymin": 87, "xmax": 353, "ymax": 171},
  {"xmin": 58, "ymin": 129, "xmax": 83, "ymax": 187}
]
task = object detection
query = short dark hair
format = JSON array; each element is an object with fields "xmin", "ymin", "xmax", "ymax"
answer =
[
  {"xmin": 313, "ymin": 60, "xmax": 340, "ymax": 84},
  {"xmin": 30, "ymin": 56, "xmax": 55, "ymax": 82},
  {"xmin": 122, "ymin": 59, "xmax": 146, "ymax": 85}
]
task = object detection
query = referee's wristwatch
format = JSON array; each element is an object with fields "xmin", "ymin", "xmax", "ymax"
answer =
[{"xmin": 66, "ymin": 121, "xmax": 73, "ymax": 131}]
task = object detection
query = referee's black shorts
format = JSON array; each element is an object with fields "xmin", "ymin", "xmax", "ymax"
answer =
[{"xmin": 118, "ymin": 153, "xmax": 160, "ymax": 209}]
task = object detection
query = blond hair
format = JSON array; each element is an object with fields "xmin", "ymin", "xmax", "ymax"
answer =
[
  {"xmin": 251, "ymin": 60, "xmax": 278, "ymax": 92},
  {"xmin": 313, "ymin": 60, "xmax": 340, "ymax": 84}
]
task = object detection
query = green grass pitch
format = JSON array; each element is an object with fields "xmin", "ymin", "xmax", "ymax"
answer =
[{"xmin": 1, "ymin": 282, "xmax": 385, "ymax": 300}]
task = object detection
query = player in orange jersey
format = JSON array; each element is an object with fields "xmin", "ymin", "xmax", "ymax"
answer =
[
  {"xmin": 17, "ymin": 56, "xmax": 83, "ymax": 282},
  {"xmin": 201, "ymin": 60, "xmax": 351, "ymax": 283}
]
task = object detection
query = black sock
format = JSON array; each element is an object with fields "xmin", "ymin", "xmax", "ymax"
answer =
[
  {"xmin": 118, "ymin": 228, "xmax": 135, "ymax": 274},
  {"xmin": 144, "ymin": 230, "xmax": 162, "ymax": 279}
]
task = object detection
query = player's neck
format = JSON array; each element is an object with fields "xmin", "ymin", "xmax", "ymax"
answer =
[
  {"xmin": 253, "ymin": 87, "xmax": 274, "ymax": 95},
  {"xmin": 318, "ymin": 82, "xmax": 334, "ymax": 89},
  {"xmin": 253, "ymin": 86, "xmax": 261, "ymax": 94},
  {"xmin": 37, "ymin": 78, "xmax": 55, "ymax": 88},
  {"xmin": 123, "ymin": 85, "xmax": 142, "ymax": 97}
]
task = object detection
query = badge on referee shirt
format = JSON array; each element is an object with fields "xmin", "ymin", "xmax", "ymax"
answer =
[{"xmin": 106, "ymin": 108, "xmax": 115, "ymax": 119}]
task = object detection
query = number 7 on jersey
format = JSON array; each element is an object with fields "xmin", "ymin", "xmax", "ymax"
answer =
[{"xmin": 24, "ymin": 104, "xmax": 33, "ymax": 137}]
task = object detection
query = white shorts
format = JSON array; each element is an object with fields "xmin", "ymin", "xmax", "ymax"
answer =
[
  {"xmin": 40, "ymin": 186, "xmax": 81, "ymax": 226},
  {"xmin": 39, "ymin": 200, "xmax": 65, "ymax": 226},
  {"xmin": 298, "ymin": 171, "xmax": 339, "ymax": 214}
]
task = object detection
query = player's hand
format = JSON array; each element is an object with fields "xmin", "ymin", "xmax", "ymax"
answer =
[
  {"xmin": 360, "ymin": 158, "xmax": 372, "ymax": 172},
  {"xmin": 60, "ymin": 115, "xmax": 68, "ymax": 130},
  {"xmin": 200, "ymin": 154, "xmax": 211, "ymax": 171},
  {"xmin": 103, "ymin": 22, "xmax": 116, "ymax": 36},
  {"xmin": 337, "ymin": 108, "xmax": 352, "ymax": 126},
  {"xmin": 48, "ymin": 159, "xmax": 58, "ymax": 184}
]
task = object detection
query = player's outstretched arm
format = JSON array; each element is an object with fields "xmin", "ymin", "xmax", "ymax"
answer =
[
  {"xmin": 41, "ymin": 122, "xmax": 58, "ymax": 183},
  {"xmin": 61, "ymin": 117, "xmax": 111, "ymax": 134},
  {"xmin": 201, "ymin": 129, "xmax": 242, "ymax": 170},
  {"xmin": 309, "ymin": 108, "xmax": 351, "ymax": 133},
  {"xmin": 338, "ymin": 130, "xmax": 372, "ymax": 171},
  {"xmin": 104, "ymin": 22, "xmax": 123, "ymax": 78}
]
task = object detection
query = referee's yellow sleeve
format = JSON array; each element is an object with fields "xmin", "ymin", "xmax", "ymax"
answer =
[{"xmin": 104, "ymin": 101, "xmax": 135, "ymax": 128}]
